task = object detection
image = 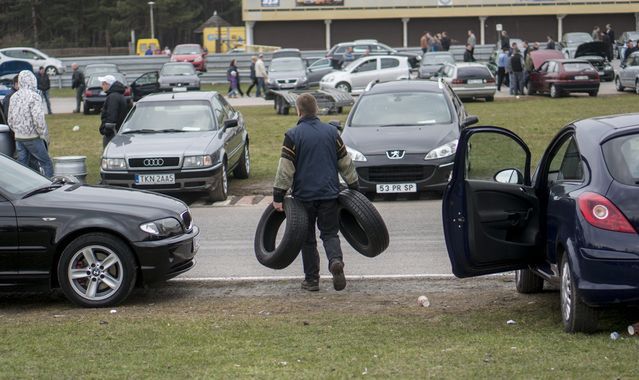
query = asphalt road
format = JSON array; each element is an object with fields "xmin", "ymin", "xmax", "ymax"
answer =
[{"xmin": 185, "ymin": 198, "xmax": 452, "ymax": 280}]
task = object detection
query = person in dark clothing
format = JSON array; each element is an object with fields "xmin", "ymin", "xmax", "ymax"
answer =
[
  {"xmin": 440, "ymin": 31, "xmax": 451, "ymax": 51},
  {"xmin": 1, "ymin": 75, "xmax": 18, "ymax": 119},
  {"xmin": 500, "ymin": 30, "xmax": 511, "ymax": 51},
  {"xmin": 35, "ymin": 66, "xmax": 52, "ymax": 115},
  {"xmin": 463, "ymin": 44, "xmax": 475, "ymax": 62},
  {"xmin": 246, "ymin": 56, "xmax": 258, "ymax": 97},
  {"xmin": 604, "ymin": 24, "xmax": 615, "ymax": 61},
  {"xmin": 507, "ymin": 49, "xmax": 525, "ymax": 95},
  {"xmin": 98, "ymin": 75, "xmax": 128, "ymax": 148},
  {"xmin": 71, "ymin": 63, "xmax": 85, "ymax": 113},
  {"xmin": 227, "ymin": 59, "xmax": 244, "ymax": 97},
  {"xmin": 623, "ymin": 40, "xmax": 638, "ymax": 62},
  {"xmin": 546, "ymin": 36, "xmax": 556, "ymax": 50},
  {"xmin": 272, "ymin": 94, "xmax": 359, "ymax": 292}
]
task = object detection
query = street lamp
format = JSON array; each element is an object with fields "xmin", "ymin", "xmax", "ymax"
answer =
[{"xmin": 148, "ymin": 1, "xmax": 155, "ymax": 39}]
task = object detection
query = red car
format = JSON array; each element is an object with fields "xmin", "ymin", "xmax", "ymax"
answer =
[
  {"xmin": 170, "ymin": 44, "xmax": 207, "ymax": 72},
  {"xmin": 528, "ymin": 59, "xmax": 600, "ymax": 98}
]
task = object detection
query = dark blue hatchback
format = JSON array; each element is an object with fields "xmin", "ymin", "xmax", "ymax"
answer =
[{"xmin": 442, "ymin": 114, "xmax": 639, "ymax": 333}]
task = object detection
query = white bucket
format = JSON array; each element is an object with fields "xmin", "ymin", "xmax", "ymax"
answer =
[{"xmin": 53, "ymin": 156, "xmax": 87, "ymax": 183}]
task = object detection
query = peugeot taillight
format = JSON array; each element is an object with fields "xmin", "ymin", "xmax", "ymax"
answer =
[{"xmin": 578, "ymin": 192, "xmax": 636, "ymax": 234}]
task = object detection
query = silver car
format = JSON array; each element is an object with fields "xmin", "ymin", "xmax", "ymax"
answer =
[
  {"xmin": 100, "ymin": 92, "xmax": 250, "ymax": 202},
  {"xmin": 320, "ymin": 55, "xmax": 410, "ymax": 94},
  {"xmin": 159, "ymin": 62, "xmax": 201, "ymax": 92},
  {"xmin": 439, "ymin": 63, "xmax": 497, "ymax": 101},
  {"xmin": 266, "ymin": 57, "xmax": 309, "ymax": 91}
]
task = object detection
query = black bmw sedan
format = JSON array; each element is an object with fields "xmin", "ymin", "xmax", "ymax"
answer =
[{"xmin": 0, "ymin": 154, "xmax": 199, "ymax": 307}]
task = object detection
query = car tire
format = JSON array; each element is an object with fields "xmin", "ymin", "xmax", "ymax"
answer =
[
  {"xmin": 560, "ymin": 254, "xmax": 599, "ymax": 333},
  {"xmin": 254, "ymin": 197, "xmax": 309, "ymax": 269},
  {"xmin": 515, "ymin": 269, "xmax": 544, "ymax": 294},
  {"xmin": 485, "ymin": 96, "xmax": 494, "ymax": 102},
  {"xmin": 45, "ymin": 66, "xmax": 58, "ymax": 76},
  {"xmin": 635, "ymin": 80, "xmax": 639, "ymax": 95},
  {"xmin": 83, "ymin": 103, "xmax": 90, "ymax": 115},
  {"xmin": 336, "ymin": 82, "xmax": 351, "ymax": 93},
  {"xmin": 615, "ymin": 76, "xmax": 625, "ymax": 92},
  {"xmin": 338, "ymin": 189, "xmax": 389, "ymax": 258},
  {"xmin": 208, "ymin": 160, "xmax": 228, "ymax": 202},
  {"xmin": 550, "ymin": 84, "xmax": 561, "ymax": 98},
  {"xmin": 57, "ymin": 233, "xmax": 137, "ymax": 308},
  {"xmin": 526, "ymin": 82, "xmax": 536, "ymax": 95},
  {"xmin": 233, "ymin": 144, "xmax": 250, "ymax": 179},
  {"xmin": 588, "ymin": 90, "xmax": 598, "ymax": 97}
]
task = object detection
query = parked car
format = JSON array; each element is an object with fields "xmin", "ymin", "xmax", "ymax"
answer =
[
  {"xmin": 83, "ymin": 73, "xmax": 132, "ymax": 114},
  {"xmin": 320, "ymin": 55, "xmax": 410, "ymax": 94},
  {"xmin": 272, "ymin": 48, "xmax": 302, "ymax": 59},
  {"xmin": 615, "ymin": 51, "xmax": 639, "ymax": 94},
  {"xmin": 0, "ymin": 60, "xmax": 32, "ymax": 103},
  {"xmin": 306, "ymin": 57, "xmax": 335, "ymax": 86},
  {"xmin": 171, "ymin": 44, "xmax": 207, "ymax": 72},
  {"xmin": 266, "ymin": 57, "xmax": 309, "ymax": 91},
  {"xmin": 574, "ymin": 41, "xmax": 614, "ymax": 81},
  {"xmin": 84, "ymin": 63, "xmax": 121, "ymax": 79},
  {"xmin": 615, "ymin": 31, "xmax": 639, "ymax": 59},
  {"xmin": 339, "ymin": 80, "xmax": 478, "ymax": 195},
  {"xmin": 100, "ymin": 91, "xmax": 250, "ymax": 202},
  {"xmin": 0, "ymin": 47, "xmax": 64, "ymax": 76},
  {"xmin": 528, "ymin": 59, "xmax": 600, "ymax": 98},
  {"xmin": 326, "ymin": 39, "xmax": 421, "ymax": 69},
  {"xmin": 560, "ymin": 32, "xmax": 593, "ymax": 59},
  {"xmin": 438, "ymin": 63, "xmax": 496, "ymax": 101},
  {"xmin": 0, "ymin": 153, "xmax": 199, "ymax": 307},
  {"xmin": 527, "ymin": 49, "xmax": 565, "ymax": 70},
  {"xmin": 159, "ymin": 62, "xmax": 201, "ymax": 92},
  {"xmin": 443, "ymin": 114, "xmax": 639, "ymax": 332},
  {"xmin": 130, "ymin": 71, "xmax": 161, "ymax": 101},
  {"xmin": 418, "ymin": 52, "xmax": 455, "ymax": 79}
]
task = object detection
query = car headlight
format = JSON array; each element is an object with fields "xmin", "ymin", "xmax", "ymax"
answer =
[
  {"xmin": 346, "ymin": 146, "xmax": 367, "ymax": 162},
  {"xmin": 101, "ymin": 158, "xmax": 126, "ymax": 170},
  {"xmin": 323, "ymin": 75, "xmax": 335, "ymax": 83},
  {"xmin": 424, "ymin": 140, "xmax": 458, "ymax": 160},
  {"xmin": 140, "ymin": 217, "xmax": 183, "ymax": 239},
  {"xmin": 183, "ymin": 155, "xmax": 213, "ymax": 168},
  {"xmin": 194, "ymin": 56, "xmax": 203, "ymax": 62}
]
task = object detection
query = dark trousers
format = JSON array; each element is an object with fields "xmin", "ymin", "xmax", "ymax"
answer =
[
  {"xmin": 75, "ymin": 87, "xmax": 84, "ymax": 112},
  {"xmin": 301, "ymin": 199, "xmax": 343, "ymax": 281},
  {"xmin": 40, "ymin": 90, "xmax": 52, "ymax": 114},
  {"xmin": 497, "ymin": 67, "xmax": 506, "ymax": 90},
  {"xmin": 246, "ymin": 78, "xmax": 258, "ymax": 96}
]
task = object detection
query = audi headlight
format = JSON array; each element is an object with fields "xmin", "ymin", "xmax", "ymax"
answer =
[
  {"xmin": 425, "ymin": 140, "xmax": 458, "ymax": 160},
  {"xmin": 183, "ymin": 155, "xmax": 213, "ymax": 168},
  {"xmin": 140, "ymin": 217, "xmax": 183, "ymax": 239},
  {"xmin": 101, "ymin": 158, "xmax": 126, "ymax": 170},
  {"xmin": 346, "ymin": 146, "xmax": 367, "ymax": 162}
]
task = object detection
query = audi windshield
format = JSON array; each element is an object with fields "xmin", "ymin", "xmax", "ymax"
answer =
[
  {"xmin": 350, "ymin": 92, "xmax": 452, "ymax": 127},
  {"xmin": 120, "ymin": 101, "xmax": 215, "ymax": 133}
]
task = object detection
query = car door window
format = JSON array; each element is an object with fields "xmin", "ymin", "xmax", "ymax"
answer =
[
  {"xmin": 211, "ymin": 96, "xmax": 227, "ymax": 129},
  {"xmin": 310, "ymin": 58, "xmax": 330, "ymax": 69},
  {"xmin": 218, "ymin": 95, "xmax": 236, "ymax": 119},
  {"xmin": 136, "ymin": 72, "xmax": 157, "ymax": 85},
  {"xmin": 539, "ymin": 62, "xmax": 548, "ymax": 72},
  {"xmin": 380, "ymin": 58, "xmax": 399, "ymax": 69},
  {"xmin": 353, "ymin": 59, "xmax": 377, "ymax": 73},
  {"xmin": 547, "ymin": 135, "xmax": 583, "ymax": 186},
  {"xmin": 466, "ymin": 131, "xmax": 528, "ymax": 184}
]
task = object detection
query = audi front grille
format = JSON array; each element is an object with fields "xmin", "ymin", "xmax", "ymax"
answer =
[{"xmin": 128, "ymin": 157, "xmax": 180, "ymax": 168}]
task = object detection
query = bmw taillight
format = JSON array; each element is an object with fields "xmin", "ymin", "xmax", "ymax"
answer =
[{"xmin": 578, "ymin": 192, "xmax": 636, "ymax": 233}]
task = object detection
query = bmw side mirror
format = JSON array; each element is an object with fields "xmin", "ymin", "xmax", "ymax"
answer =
[
  {"xmin": 223, "ymin": 119, "xmax": 238, "ymax": 130},
  {"xmin": 461, "ymin": 115, "xmax": 479, "ymax": 128},
  {"xmin": 328, "ymin": 120, "xmax": 342, "ymax": 132},
  {"xmin": 494, "ymin": 168, "xmax": 524, "ymax": 185}
]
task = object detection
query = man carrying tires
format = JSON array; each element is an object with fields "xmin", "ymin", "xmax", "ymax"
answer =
[{"xmin": 272, "ymin": 93, "xmax": 359, "ymax": 292}]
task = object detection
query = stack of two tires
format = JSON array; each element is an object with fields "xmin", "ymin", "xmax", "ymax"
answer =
[{"xmin": 254, "ymin": 190, "xmax": 389, "ymax": 269}]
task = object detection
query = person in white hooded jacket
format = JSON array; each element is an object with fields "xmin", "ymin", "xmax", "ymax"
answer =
[{"xmin": 7, "ymin": 70, "xmax": 53, "ymax": 177}]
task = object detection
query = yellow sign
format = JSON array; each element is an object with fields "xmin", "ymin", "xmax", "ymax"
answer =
[{"xmin": 203, "ymin": 26, "xmax": 246, "ymax": 53}]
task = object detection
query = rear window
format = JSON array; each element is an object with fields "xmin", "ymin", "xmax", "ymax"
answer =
[
  {"xmin": 602, "ymin": 134, "xmax": 639, "ymax": 186},
  {"xmin": 350, "ymin": 92, "xmax": 452, "ymax": 127},
  {"xmin": 457, "ymin": 67, "xmax": 492, "ymax": 79},
  {"xmin": 563, "ymin": 62, "xmax": 594, "ymax": 72}
]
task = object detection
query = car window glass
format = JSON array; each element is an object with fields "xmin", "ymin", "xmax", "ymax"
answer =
[
  {"xmin": 0, "ymin": 156, "xmax": 51, "ymax": 196},
  {"xmin": 547, "ymin": 135, "xmax": 583, "ymax": 185},
  {"xmin": 211, "ymin": 96, "xmax": 227, "ymax": 128},
  {"xmin": 3, "ymin": 50, "xmax": 19, "ymax": 58},
  {"xmin": 350, "ymin": 92, "xmax": 452, "ymax": 127},
  {"xmin": 563, "ymin": 62, "xmax": 594, "ymax": 72},
  {"xmin": 602, "ymin": 133, "xmax": 639, "ymax": 186},
  {"xmin": 353, "ymin": 45, "xmax": 370, "ymax": 54},
  {"xmin": 380, "ymin": 58, "xmax": 399, "ymax": 69},
  {"xmin": 136, "ymin": 72, "xmax": 157, "ymax": 85},
  {"xmin": 310, "ymin": 58, "xmax": 330, "ymax": 68},
  {"xmin": 632, "ymin": 56, "xmax": 639, "ymax": 66},
  {"xmin": 334, "ymin": 46, "xmax": 347, "ymax": 54},
  {"xmin": 218, "ymin": 95, "xmax": 236, "ymax": 119},
  {"xmin": 466, "ymin": 132, "xmax": 527, "ymax": 183},
  {"xmin": 539, "ymin": 62, "xmax": 548, "ymax": 72},
  {"xmin": 121, "ymin": 100, "xmax": 215, "ymax": 132},
  {"xmin": 354, "ymin": 59, "xmax": 377, "ymax": 73}
]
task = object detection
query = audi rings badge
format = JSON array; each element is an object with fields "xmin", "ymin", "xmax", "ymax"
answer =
[{"xmin": 143, "ymin": 158, "xmax": 165, "ymax": 167}]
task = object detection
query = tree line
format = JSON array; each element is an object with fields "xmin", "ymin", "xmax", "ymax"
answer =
[{"xmin": 0, "ymin": 0, "xmax": 242, "ymax": 49}]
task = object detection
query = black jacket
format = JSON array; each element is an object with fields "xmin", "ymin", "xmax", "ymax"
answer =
[
  {"xmin": 249, "ymin": 62, "xmax": 256, "ymax": 80},
  {"xmin": 463, "ymin": 50, "xmax": 475, "ymax": 62},
  {"xmin": 71, "ymin": 69, "xmax": 85, "ymax": 90},
  {"xmin": 36, "ymin": 72, "xmax": 50, "ymax": 91},
  {"xmin": 100, "ymin": 81, "xmax": 129, "ymax": 136},
  {"xmin": 2, "ymin": 88, "xmax": 16, "ymax": 119}
]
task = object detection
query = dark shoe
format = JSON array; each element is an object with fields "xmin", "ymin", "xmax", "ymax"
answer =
[
  {"xmin": 301, "ymin": 279, "xmax": 319, "ymax": 292},
  {"xmin": 329, "ymin": 260, "xmax": 346, "ymax": 291}
]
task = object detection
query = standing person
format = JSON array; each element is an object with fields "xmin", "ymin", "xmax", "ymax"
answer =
[
  {"xmin": 440, "ymin": 31, "xmax": 451, "ymax": 51},
  {"xmin": 272, "ymin": 93, "xmax": 359, "ymax": 292},
  {"xmin": 35, "ymin": 67, "xmax": 52, "ymax": 115},
  {"xmin": 592, "ymin": 26, "xmax": 601, "ymax": 41},
  {"xmin": 2, "ymin": 75, "xmax": 18, "ymax": 118},
  {"xmin": 7, "ymin": 70, "xmax": 53, "ymax": 177},
  {"xmin": 496, "ymin": 47, "xmax": 509, "ymax": 91},
  {"xmin": 255, "ymin": 53, "xmax": 268, "ymax": 98},
  {"xmin": 524, "ymin": 43, "xmax": 539, "ymax": 89},
  {"xmin": 163, "ymin": 46, "xmax": 171, "ymax": 55},
  {"xmin": 500, "ymin": 30, "xmax": 511, "ymax": 51},
  {"xmin": 70, "ymin": 63, "xmax": 85, "ymax": 113},
  {"xmin": 522, "ymin": 41, "xmax": 530, "ymax": 60},
  {"xmin": 98, "ymin": 75, "xmax": 128, "ymax": 148},
  {"xmin": 507, "ymin": 48, "xmax": 525, "ymax": 96},
  {"xmin": 246, "ymin": 56, "xmax": 258, "ymax": 97},
  {"xmin": 605, "ymin": 24, "xmax": 615, "ymax": 60},
  {"xmin": 546, "ymin": 35, "xmax": 556, "ymax": 50},
  {"xmin": 227, "ymin": 59, "xmax": 244, "ymax": 97},
  {"xmin": 420, "ymin": 31, "xmax": 429, "ymax": 54},
  {"xmin": 467, "ymin": 30, "xmax": 477, "ymax": 55},
  {"xmin": 463, "ymin": 43, "xmax": 475, "ymax": 62},
  {"xmin": 145, "ymin": 46, "xmax": 154, "ymax": 55},
  {"xmin": 340, "ymin": 47, "xmax": 355, "ymax": 68}
]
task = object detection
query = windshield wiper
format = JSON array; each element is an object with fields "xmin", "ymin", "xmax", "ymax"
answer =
[
  {"xmin": 377, "ymin": 123, "xmax": 420, "ymax": 127},
  {"xmin": 121, "ymin": 129, "xmax": 158, "ymax": 134},
  {"xmin": 22, "ymin": 184, "xmax": 63, "ymax": 199},
  {"xmin": 159, "ymin": 129, "xmax": 187, "ymax": 133}
]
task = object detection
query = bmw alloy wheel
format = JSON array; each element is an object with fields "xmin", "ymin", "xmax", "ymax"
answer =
[{"xmin": 67, "ymin": 245, "xmax": 124, "ymax": 301}]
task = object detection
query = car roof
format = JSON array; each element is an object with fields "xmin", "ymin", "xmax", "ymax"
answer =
[
  {"xmin": 453, "ymin": 62, "xmax": 489, "ymax": 68},
  {"xmin": 364, "ymin": 79, "xmax": 445, "ymax": 95},
  {"xmin": 162, "ymin": 62, "xmax": 194, "ymax": 66},
  {"xmin": 137, "ymin": 91, "xmax": 217, "ymax": 103},
  {"xmin": 573, "ymin": 113, "xmax": 639, "ymax": 141},
  {"xmin": 86, "ymin": 63, "xmax": 117, "ymax": 67},
  {"xmin": 174, "ymin": 44, "xmax": 200, "ymax": 47}
]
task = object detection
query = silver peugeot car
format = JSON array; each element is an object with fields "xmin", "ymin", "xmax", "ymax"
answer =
[{"xmin": 100, "ymin": 92, "xmax": 250, "ymax": 201}]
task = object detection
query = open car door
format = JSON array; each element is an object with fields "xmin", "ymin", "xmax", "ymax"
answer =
[
  {"xmin": 442, "ymin": 126, "xmax": 542, "ymax": 278},
  {"xmin": 130, "ymin": 71, "xmax": 159, "ymax": 101}
]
